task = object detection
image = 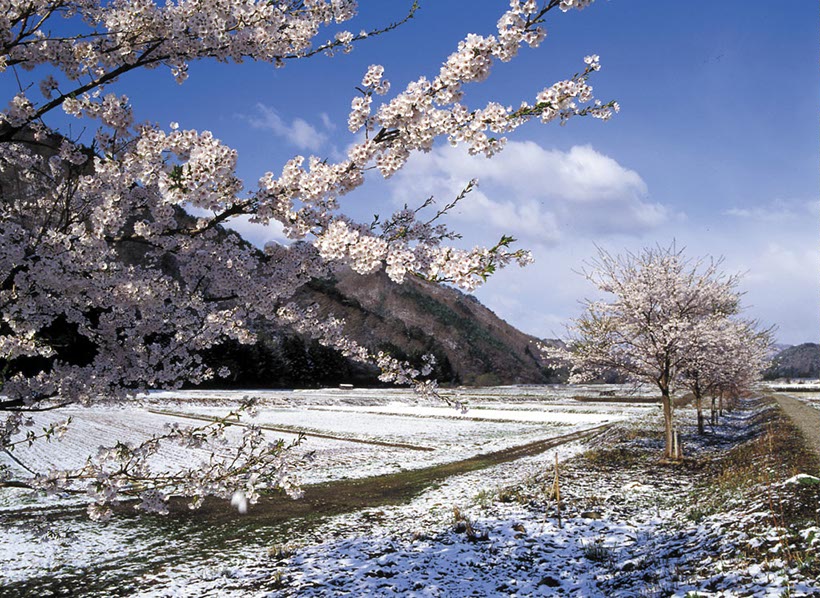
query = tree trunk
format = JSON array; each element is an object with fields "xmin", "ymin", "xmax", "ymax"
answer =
[
  {"xmin": 661, "ymin": 389, "xmax": 674, "ymax": 459},
  {"xmin": 710, "ymin": 396, "xmax": 717, "ymax": 425},
  {"xmin": 696, "ymin": 391, "xmax": 704, "ymax": 435},
  {"xmin": 719, "ymin": 393, "xmax": 724, "ymax": 417}
]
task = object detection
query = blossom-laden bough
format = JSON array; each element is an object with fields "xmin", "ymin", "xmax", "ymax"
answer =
[{"xmin": 0, "ymin": 0, "xmax": 616, "ymax": 517}]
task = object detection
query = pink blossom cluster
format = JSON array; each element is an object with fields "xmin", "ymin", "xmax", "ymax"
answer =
[{"xmin": 340, "ymin": 1, "xmax": 616, "ymax": 174}]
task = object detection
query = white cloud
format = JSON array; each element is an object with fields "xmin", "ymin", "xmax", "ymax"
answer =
[
  {"xmin": 742, "ymin": 243, "xmax": 816, "ymax": 284},
  {"xmin": 183, "ymin": 204, "xmax": 290, "ymax": 247},
  {"xmin": 462, "ymin": 190, "xmax": 819, "ymax": 347},
  {"xmin": 391, "ymin": 142, "xmax": 669, "ymax": 245},
  {"xmin": 727, "ymin": 240, "xmax": 819, "ymax": 345},
  {"xmin": 319, "ymin": 112, "xmax": 336, "ymax": 131},
  {"xmin": 587, "ymin": 218, "xmax": 820, "ymax": 346},
  {"xmin": 471, "ymin": 238, "xmax": 617, "ymax": 341},
  {"xmin": 224, "ymin": 215, "xmax": 289, "ymax": 247},
  {"xmin": 381, "ymin": 140, "xmax": 817, "ymax": 347},
  {"xmin": 452, "ymin": 188, "xmax": 563, "ymax": 244},
  {"xmin": 245, "ymin": 104, "xmax": 327, "ymax": 151},
  {"xmin": 723, "ymin": 198, "xmax": 818, "ymax": 223}
]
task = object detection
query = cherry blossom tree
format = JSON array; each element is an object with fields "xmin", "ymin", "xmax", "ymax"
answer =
[
  {"xmin": 709, "ymin": 323, "xmax": 772, "ymax": 422},
  {"xmin": 552, "ymin": 245, "xmax": 746, "ymax": 459},
  {"xmin": 0, "ymin": 0, "xmax": 617, "ymax": 517},
  {"xmin": 678, "ymin": 317, "xmax": 773, "ymax": 433}
]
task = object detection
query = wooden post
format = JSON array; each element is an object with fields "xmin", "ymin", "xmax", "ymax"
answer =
[
  {"xmin": 675, "ymin": 428, "xmax": 683, "ymax": 460},
  {"xmin": 553, "ymin": 453, "xmax": 562, "ymax": 529},
  {"xmin": 671, "ymin": 427, "xmax": 677, "ymax": 460}
]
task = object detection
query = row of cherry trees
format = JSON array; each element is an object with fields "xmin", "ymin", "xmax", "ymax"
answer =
[
  {"xmin": 0, "ymin": 0, "xmax": 616, "ymax": 518},
  {"xmin": 548, "ymin": 245, "xmax": 772, "ymax": 459}
]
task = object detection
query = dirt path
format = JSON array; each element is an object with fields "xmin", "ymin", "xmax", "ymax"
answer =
[
  {"xmin": 161, "ymin": 422, "xmax": 611, "ymax": 524},
  {"xmin": 772, "ymin": 392, "xmax": 820, "ymax": 470}
]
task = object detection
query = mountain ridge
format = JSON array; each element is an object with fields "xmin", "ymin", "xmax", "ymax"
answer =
[
  {"xmin": 763, "ymin": 343, "xmax": 820, "ymax": 380},
  {"xmin": 293, "ymin": 268, "xmax": 562, "ymax": 386},
  {"xmin": 200, "ymin": 267, "xmax": 564, "ymax": 388}
]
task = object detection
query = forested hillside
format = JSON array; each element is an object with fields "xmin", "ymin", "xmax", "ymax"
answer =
[{"xmin": 202, "ymin": 268, "xmax": 564, "ymax": 388}]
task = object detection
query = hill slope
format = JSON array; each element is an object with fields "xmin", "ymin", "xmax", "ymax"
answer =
[
  {"xmin": 763, "ymin": 343, "xmax": 820, "ymax": 380},
  {"xmin": 293, "ymin": 268, "xmax": 560, "ymax": 386}
]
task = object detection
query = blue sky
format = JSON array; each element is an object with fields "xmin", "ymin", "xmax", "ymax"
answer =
[{"xmin": 11, "ymin": 1, "xmax": 819, "ymax": 344}]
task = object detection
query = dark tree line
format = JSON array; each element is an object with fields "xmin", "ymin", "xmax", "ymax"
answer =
[{"xmin": 196, "ymin": 333, "xmax": 459, "ymax": 389}]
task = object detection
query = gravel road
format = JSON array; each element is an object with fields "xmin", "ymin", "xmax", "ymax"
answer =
[{"xmin": 773, "ymin": 393, "xmax": 820, "ymax": 473}]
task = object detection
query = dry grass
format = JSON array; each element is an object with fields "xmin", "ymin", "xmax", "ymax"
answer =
[
  {"xmin": 581, "ymin": 445, "xmax": 648, "ymax": 469},
  {"xmin": 685, "ymin": 404, "xmax": 820, "ymax": 578},
  {"xmin": 698, "ymin": 406, "xmax": 818, "ymax": 507}
]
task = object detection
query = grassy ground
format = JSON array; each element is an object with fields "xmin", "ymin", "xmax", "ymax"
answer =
[
  {"xmin": 685, "ymin": 398, "xmax": 820, "ymax": 580},
  {"xmin": 590, "ymin": 396, "xmax": 820, "ymax": 574},
  {"xmin": 771, "ymin": 392, "xmax": 820, "ymax": 474}
]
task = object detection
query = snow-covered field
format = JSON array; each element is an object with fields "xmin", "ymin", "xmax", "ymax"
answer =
[
  {"xmin": 271, "ymin": 412, "xmax": 820, "ymax": 598},
  {"xmin": 3, "ymin": 386, "xmax": 816, "ymax": 597},
  {"xmin": 0, "ymin": 385, "xmax": 653, "ymax": 594},
  {"xmin": 1, "ymin": 385, "xmax": 651, "ymax": 491},
  {"xmin": 765, "ymin": 381, "xmax": 820, "ymax": 392}
]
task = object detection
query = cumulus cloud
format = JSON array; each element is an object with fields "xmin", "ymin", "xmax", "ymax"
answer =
[
  {"xmin": 449, "ymin": 188, "xmax": 563, "ymax": 244},
  {"xmin": 391, "ymin": 142, "xmax": 669, "ymax": 245},
  {"xmin": 382, "ymin": 137, "xmax": 817, "ymax": 345},
  {"xmin": 245, "ymin": 104, "xmax": 327, "ymax": 151}
]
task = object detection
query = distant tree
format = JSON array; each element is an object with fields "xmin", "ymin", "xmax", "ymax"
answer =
[
  {"xmin": 0, "ymin": 0, "xmax": 616, "ymax": 517},
  {"xmin": 709, "ymin": 326, "xmax": 773, "ymax": 422},
  {"xmin": 678, "ymin": 317, "xmax": 773, "ymax": 433},
  {"xmin": 552, "ymin": 245, "xmax": 748, "ymax": 459}
]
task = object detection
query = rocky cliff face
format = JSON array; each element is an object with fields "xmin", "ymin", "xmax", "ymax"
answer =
[
  {"xmin": 293, "ymin": 268, "xmax": 562, "ymax": 386},
  {"xmin": 763, "ymin": 343, "xmax": 820, "ymax": 380}
]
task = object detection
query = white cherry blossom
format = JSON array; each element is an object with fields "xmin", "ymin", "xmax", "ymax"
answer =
[{"xmin": 547, "ymin": 245, "xmax": 768, "ymax": 459}]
